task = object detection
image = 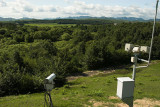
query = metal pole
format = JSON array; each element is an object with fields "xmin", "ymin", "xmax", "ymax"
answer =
[
  {"xmin": 132, "ymin": 54, "xmax": 138, "ymax": 80},
  {"xmin": 148, "ymin": 0, "xmax": 159, "ymax": 64}
]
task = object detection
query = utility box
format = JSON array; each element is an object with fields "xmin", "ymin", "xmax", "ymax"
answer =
[
  {"xmin": 125, "ymin": 43, "xmax": 134, "ymax": 52},
  {"xmin": 117, "ymin": 77, "xmax": 134, "ymax": 99},
  {"xmin": 132, "ymin": 47, "xmax": 140, "ymax": 53},
  {"xmin": 131, "ymin": 57, "xmax": 137, "ymax": 63},
  {"xmin": 140, "ymin": 46, "xmax": 150, "ymax": 53},
  {"xmin": 44, "ymin": 84, "xmax": 54, "ymax": 91}
]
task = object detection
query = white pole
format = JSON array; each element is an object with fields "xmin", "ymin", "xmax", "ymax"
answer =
[
  {"xmin": 132, "ymin": 54, "xmax": 138, "ymax": 80},
  {"xmin": 148, "ymin": 0, "xmax": 159, "ymax": 64}
]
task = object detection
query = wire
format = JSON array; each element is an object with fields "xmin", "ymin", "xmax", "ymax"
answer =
[
  {"xmin": 148, "ymin": 0, "xmax": 159, "ymax": 64},
  {"xmin": 44, "ymin": 91, "xmax": 53, "ymax": 107},
  {"xmin": 44, "ymin": 84, "xmax": 53, "ymax": 107}
]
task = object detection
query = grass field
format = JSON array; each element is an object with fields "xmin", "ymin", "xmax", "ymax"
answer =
[
  {"xmin": 0, "ymin": 60, "xmax": 160, "ymax": 107},
  {"xmin": 25, "ymin": 23, "xmax": 76, "ymax": 27}
]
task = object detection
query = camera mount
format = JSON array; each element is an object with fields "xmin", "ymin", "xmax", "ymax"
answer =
[{"xmin": 44, "ymin": 73, "xmax": 56, "ymax": 107}]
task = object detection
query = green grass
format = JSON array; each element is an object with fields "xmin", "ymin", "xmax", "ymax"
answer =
[
  {"xmin": 25, "ymin": 23, "xmax": 76, "ymax": 27},
  {"xmin": 0, "ymin": 61, "xmax": 160, "ymax": 107}
]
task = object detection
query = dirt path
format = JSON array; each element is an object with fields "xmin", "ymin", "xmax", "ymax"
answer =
[
  {"xmin": 67, "ymin": 60, "xmax": 160, "ymax": 81},
  {"xmin": 66, "ymin": 64, "xmax": 132, "ymax": 81},
  {"xmin": 66, "ymin": 68, "xmax": 115, "ymax": 81}
]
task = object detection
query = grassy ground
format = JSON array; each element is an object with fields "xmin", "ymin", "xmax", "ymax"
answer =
[
  {"xmin": 25, "ymin": 23, "xmax": 76, "ymax": 27},
  {"xmin": 0, "ymin": 60, "xmax": 160, "ymax": 107}
]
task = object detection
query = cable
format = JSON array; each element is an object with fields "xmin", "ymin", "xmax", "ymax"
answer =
[
  {"xmin": 44, "ymin": 84, "xmax": 53, "ymax": 107},
  {"xmin": 148, "ymin": 0, "xmax": 159, "ymax": 64},
  {"xmin": 44, "ymin": 91, "xmax": 53, "ymax": 107}
]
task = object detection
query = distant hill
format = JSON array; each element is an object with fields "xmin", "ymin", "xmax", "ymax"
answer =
[
  {"xmin": 115, "ymin": 17, "xmax": 145, "ymax": 21},
  {"xmin": 58, "ymin": 16, "xmax": 146, "ymax": 21},
  {"xmin": 19, "ymin": 17, "xmax": 35, "ymax": 20},
  {"xmin": 0, "ymin": 17, "xmax": 35, "ymax": 21},
  {"xmin": 0, "ymin": 16, "xmax": 156, "ymax": 22},
  {"xmin": 0, "ymin": 17, "xmax": 16, "ymax": 21}
]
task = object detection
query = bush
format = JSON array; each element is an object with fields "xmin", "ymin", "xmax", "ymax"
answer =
[{"xmin": 0, "ymin": 71, "xmax": 44, "ymax": 96}]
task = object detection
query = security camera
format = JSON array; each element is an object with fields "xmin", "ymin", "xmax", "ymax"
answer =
[
  {"xmin": 44, "ymin": 73, "xmax": 56, "ymax": 91},
  {"xmin": 44, "ymin": 73, "xmax": 56, "ymax": 84}
]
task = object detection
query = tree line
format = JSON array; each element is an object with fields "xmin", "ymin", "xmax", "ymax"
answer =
[{"xmin": 15, "ymin": 19, "xmax": 123, "ymax": 25}]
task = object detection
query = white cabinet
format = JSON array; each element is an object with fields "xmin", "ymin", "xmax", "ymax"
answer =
[{"xmin": 117, "ymin": 77, "xmax": 134, "ymax": 99}]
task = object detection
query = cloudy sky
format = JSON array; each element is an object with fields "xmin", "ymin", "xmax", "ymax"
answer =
[{"xmin": 0, "ymin": 0, "xmax": 159, "ymax": 19}]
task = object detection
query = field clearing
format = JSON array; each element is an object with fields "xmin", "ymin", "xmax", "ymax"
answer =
[
  {"xmin": 25, "ymin": 23, "xmax": 76, "ymax": 27},
  {"xmin": 0, "ymin": 60, "xmax": 160, "ymax": 107}
]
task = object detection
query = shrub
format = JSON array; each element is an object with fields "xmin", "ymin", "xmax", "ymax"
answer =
[{"xmin": 0, "ymin": 71, "xmax": 44, "ymax": 96}]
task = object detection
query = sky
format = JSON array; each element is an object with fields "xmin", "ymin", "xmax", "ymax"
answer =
[{"xmin": 0, "ymin": 0, "xmax": 159, "ymax": 19}]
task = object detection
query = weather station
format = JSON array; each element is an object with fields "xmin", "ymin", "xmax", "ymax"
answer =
[
  {"xmin": 44, "ymin": 73, "xmax": 56, "ymax": 107},
  {"xmin": 117, "ymin": 43, "xmax": 150, "ymax": 100},
  {"xmin": 116, "ymin": 0, "xmax": 159, "ymax": 106}
]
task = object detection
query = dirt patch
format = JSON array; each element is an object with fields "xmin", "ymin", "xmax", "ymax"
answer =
[
  {"xmin": 115, "ymin": 103, "xmax": 128, "ymax": 107},
  {"xmin": 91, "ymin": 101, "xmax": 107, "ymax": 107},
  {"xmin": 88, "ymin": 97, "xmax": 160, "ymax": 107},
  {"xmin": 88, "ymin": 99, "xmax": 113, "ymax": 107},
  {"xmin": 85, "ymin": 70, "xmax": 114, "ymax": 77},
  {"xmin": 108, "ymin": 96, "xmax": 119, "ymax": 100},
  {"xmin": 66, "ymin": 76, "xmax": 84, "ymax": 81},
  {"xmin": 66, "ymin": 64, "xmax": 133, "ymax": 81},
  {"xmin": 115, "ymin": 98, "xmax": 160, "ymax": 107},
  {"xmin": 134, "ymin": 98, "xmax": 160, "ymax": 107},
  {"xmin": 67, "ymin": 61, "xmax": 159, "ymax": 81},
  {"xmin": 109, "ymin": 96, "xmax": 129, "ymax": 107},
  {"xmin": 67, "ymin": 70, "xmax": 115, "ymax": 81}
]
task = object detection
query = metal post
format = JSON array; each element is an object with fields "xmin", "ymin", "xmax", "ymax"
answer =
[
  {"xmin": 132, "ymin": 54, "xmax": 138, "ymax": 80},
  {"xmin": 148, "ymin": 0, "xmax": 159, "ymax": 64}
]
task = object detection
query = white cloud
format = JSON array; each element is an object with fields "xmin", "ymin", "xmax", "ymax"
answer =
[
  {"xmin": 0, "ymin": 0, "xmax": 157, "ymax": 19},
  {"xmin": 23, "ymin": 5, "xmax": 33, "ymax": 12},
  {"xmin": 0, "ymin": 0, "xmax": 7, "ymax": 7},
  {"xmin": 34, "ymin": 6, "xmax": 57, "ymax": 12}
]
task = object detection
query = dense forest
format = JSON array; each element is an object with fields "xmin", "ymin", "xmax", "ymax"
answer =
[{"xmin": 0, "ymin": 21, "xmax": 160, "ymax": 96}]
